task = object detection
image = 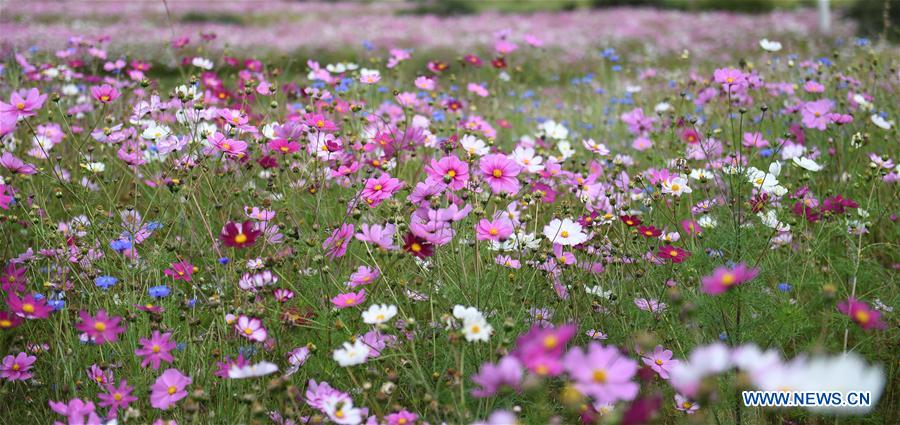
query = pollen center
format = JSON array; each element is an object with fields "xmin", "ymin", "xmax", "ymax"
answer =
[{"xmin": 592, "ymin": 369, "xmax": 607, "ymax": 383}]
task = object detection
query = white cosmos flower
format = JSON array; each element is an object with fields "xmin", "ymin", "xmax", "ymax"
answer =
[
  {"xmin": 228, "ymin": 361, "xmax": 278, "ymax": 379},
  {"xmin": 460, "ymin": 134, "xmax": 489, "ymax": 156},
  {"xmin": 511, "ymin": 146, "xmax": 544, "ymax": 173},
  {"xmin": 461, "ymin": 316, "xmax": 493, "ymax": 342},
  {"xmin": 698, "ymin": 216, "xmax": 718, "ymax": 228},
  {"xmin": 794, "ymin": 353, "xmax": 884, "ymax": 415},
  {"xmin": 539, "ymin": 120, "xmax": 569, "ymax": 140},
  {"xmin": 747, "ymin": 162, "xmax": 787, "ymax": 196},
  {"xmin": 661, "ymin": 176, "xmax": 692, "ymax": 196},
  {"xmin": 191, "ymin": 57, "xmax": 214, "ymax": 70},
  {"xmin": 452, "ymin": 305, "xmax": 484, "ymax": 322},
  {"xmin": 141, "ymin": 123, "xmax": 171, "ymax": 140},
  {"xmin": 689, "ymin": 169, "xmax": 713, "ymax": 181},
  {"xmin": 758, "ymin": 210, "xmax": 790, "ymax": 232},
  {"xmin": 792, "ymin": 156, "xmax": 823, "ymax": 171},
  {"xmin": 585, "ymin": 285, "xmax": 612, "ymax": 299},
  {"xmin": 82, "ymin": 162, "xmax": 106, "ymax": 173},
  {"xmin": 361, "ymin": 304, "xmax": 398, "ymax": 325},
  {"xmin": 625, "ymin": 85, "xmax": 642, "ymax": 93},
  {"xmin": 654, "ymin": 102, "xmax": 672, "ymax": 113},
  {"xmin": 322, "ymin": 395, "xmax": 364, "ymax": 425},
  {"xmin": 333, "ymin": 340, "xmax": 370, "ymax": 367},
  {"xmin": 871, "ymin": 114, "xmax": 893, "ymax": 130},
  {"xmin": 583, "ymin": 138, "xmax": 610, "ymax": 155},
  {"xmin": 360, "ymin": 68, "xmax": 381, "ymax": 84},
  {"xmin": 759, "ymin": 39, "xmax": 783, "ymax": 52},
  {"xmin": 543, "ymin": 218, "xmax": 589, "ymax": 246}
]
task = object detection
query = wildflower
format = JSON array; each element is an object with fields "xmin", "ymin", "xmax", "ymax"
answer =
[
  {"xmin": 641, "ymin": 346, "xmax": 678, "ymax": 379},
  {"xmin": 759, "ymin": 38, "xmax": 782, "ymax": 51},
  {"xmin": 620, "ymin": 215, "xmax": 642, "ymax": 227},
  {"xmin": 674, "ymin": 394, "xmax": 699, "ymax": 414},
  {"xmin": 543, "ymin": 218, "xmax": 589, "ymax": 246},
  {"xmin": 347, "ymin": 265, "xmax": 379, "ymax": 288},
  {"xmin": 512, "ymin": 323, "xmax": 576, "ymax": 376},
  {"xmin": 7, "ymin": 293, "xmax": 51, "ymax": 319},
  {"xmin": 0, "ymin": 152, "xmax": 37, "ymax": 175},
  {"xmin": 475, "ymin": 217, "xmax": 514, "ymax": 242},
  {"xmin": 148, "ymin": 285, "xmax": 171, "ymax": 298},
  {"xmin": 425, "ymin": 155, "xmax": 469, "ymax": 190},
  {"xmin": 471, "ymin": 356, "xmax": 523, "ymax": 397},
  {"xmin": 638, "ymin": 225, "xmax": 661, "ymax": 238},
  {"xmin": 362, "ymin": 304, "xmax": 397, "ymax": 325},
  {"xmin": 0, "ymin": 352, "xmax": 36, "ymax": 381},
  {"xmin": 323, "ymin": 223, "xmax": 354, "ymax": 258},
  {"xmin": 480, "ymin": 153, "xmax": 521, "ymax": 194},
  {"xmin": 94, "ymin": 275, "xmax": 118, "ymax": 290},
  {"xmin": 0, "ymin": 311, "xmax": 23, "ymax": 330},
  {"xmin": 563, "ymin": 342, "xmax": 639, "ymax": 404},
  {"xmin": 76, "ymin": 310, "xmax": 125, "ymax": 344},
  {"xmin": 701, "ymin": 263, "xmax": 759, "ymax": 294},
  {"xmin": 210, "ymin": 132, "xmax": 248, "ymax": 157},
  {"xmin": 98, "ymin": 380, "xmax": 138, "ymax": 415},
  {"xmin": 2, "ymin": 263, "xmax": 27, "ymax": 292},
  {"xmin": 801, "ymin": 99, "xmax": 834, "ymax": 130},
  {"xmin": 331, "ymin": 290, "xmax": 366, "ymax": 309},
  {"xmin": 90, "ymin": 84, "xmax": 120, "ymax": 103},
  {"xmin": 0, "ymin": 88, "xmax": 47, "ymax": 118},
  {"xmin": 232, "ymin": 315, "xmax": 266, "ymax": 342},
  {"xmin": 149, "ymin": 368, "xmax": 191, "ymax": 410},
  {"xmin": 837, "ymin": 298, "xmax": 886, "ymax": 330},
  {"xmin": 134, "ymin": 331, "xmax": 177, "ymax": 370},
  {"xmin": 163, "ymin": 260, "xmax": 194, "ymax": 282},
  {"xmin": 228, "ymin": 361, "xmax": 278, "ymax": 379},
  {"xmin": 333, "ymin": 340, "xmax": 370, "ymax": 367},
  {"xmin": 274, "ymin": 288, "xmax": 294, "ymax": 302},
  {"xmin": 49, "ymin": 398, "xmax": 102, "ymax": 424},
  {"xmin": 355, "ymin": 223, "xmax": 397, "ymax": 250},
  {"xmin": 793, "ymin": 156, "xmax": 823, "ymax": 171},
  {"xmin": 214, "ymin": 354, "xmax": 250, "ymax": 379},
  {"xmin": 403, "ymin": 232, "xmax": 434, "ymax": 258},
  {"xmin": 657, "ymin": 245, "xmax": 691, "ymax": 263},
  {"xmin": 385, "ymin": 411, "xmax": 419, "ymax": 425},
  {"xmin": 220, "ymin": 221, "xmax": 261, "ymax": 248},
  {"xmin": 495, "ymin": 254, "xmax": 521, "ymax": 269},
  {"xmin": 462, "ymin": 316, "xmax": 493, "ymax": 342}
]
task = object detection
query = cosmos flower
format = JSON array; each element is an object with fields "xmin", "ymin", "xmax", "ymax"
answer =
[
  {"xmin": 323, "ymin": 223, "xmax": 354, "ymax": 259},
  {"xmin": 701, "ymin": 263, "xmax": 759, "ymax": 295},
  {"xmin": 361, "ymin": 304, "xmax": 397, "ymax": 325},
  {"xmin": 471, "ymin": 355, "xmax": 523, "ymax": 397},
  {"xmin": 837, "ymin": 298, "xmax": 886, "ymax": 330},
  {"xmin": 0, "ymin": 88, "xmax": 47, "ymax": 119},
  {"xmin": 641, "ymin": 345, "xmax": 678, "ymax": 379},
  {"xmin": 331, "ymin": 290, "xmax": 366, "ymax": 309},
  {"xmin": 235, "ymin": 315, "xmax": 267, "ymax": 342},
  {"xmin": 333, "ymin": 340, "xmax": 370, "ymax": 367},
  {"xmin": 228, "ymin": 361, "xmax": 279, "ymax": 379},
  {"xmin": 97, "ymin": 380, "xmax": 138, "ymax": 415},
  {"xmin": 543, "ymin": 218, "xmax": 589, "ymax": 246},
  {"xmin": 75, "ymin": 310, "xmax": 125, "ymax": 344},
  {"xmin": 90, "ymin": 84, "xmax": 120, "ymax": 103},
  {"xmin": 163, "ymin": 260, "xmax": 194, "ymax": 282},
  {"xmin": 563, "ymin": 342, "xmax": 639, "ymax": 404},
  {"xmin": 425, "ymin": 155, "xmax": 469, "ymax": 190},
  {"xmin": 134, "ymin": 331, "xmax": 177, "ymax": 370},
  {"xmin": 402, "ymin": 232, "xmax": 434, "ymax": 258},
  {"xmin": 149, "ymin": 368, "xmax": 191, "ymax": 410},
  {"xmin": 480, "ymin": 153, "xmax": 521, "ymax": 194},
  {"xmin": 657, "ymin": 245, "xmax": 691, "ymax": 263},
  {"xmin": 220, "ymin": 221, "xmax": 261, "ymax": 248},
  {"xmin": 475, "ymin": 217, "xmax": 514, "ymax": 241},
  {"xmin": 0, "ymin": 352, "xmax": 36, "ymax": 381}
]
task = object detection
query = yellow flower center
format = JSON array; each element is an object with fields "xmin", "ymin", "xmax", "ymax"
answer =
[
  {"xmin": 22, "ymin": 304, "xmax": 35, "ymax": 314},
  {"xmin": 114, "ymin": 393, "xmax": 123, "ymax": 401},
  {"xmin": 655, "ymin": 359, "xmax": 663, "ymax": 366},
  {"xmin": 0, "ymin": 320, "xmax": 11, "ymax": 328},
  {"xmin": 234, "ymin": 233, "xmax": 248, "ymax": 244},
  {"xmin": 682, "ymin": 401, "xmax": 693, "ymax": 409},
  {"xmin": 560, "ymin": 231, "xmax": 569, "ymax": 238},
  {"xmin": 592, "ymin": 369, "xmax": 607, "ymax": 383},
  {"xmin": 168, "ymin": 386, "xmax": 177, "ymax": 395},
  {"xmin": 280, "ymin": 146, "xmax": 290, "ymax": 152},
  {"xmin": 726, "ymin": 77, "xmax": 734, "ymax": 83},
  {"xmin": 722, "ymin": 273, "xmax": 735, "ymax": 286},
  {"xmin": 669, "ymin": 250, "xmax": 679, "ymax": 257},
  {"xmin": 492, "ymin": 169, "xmax": 502, "ymax": 178},
  {"xmin": 854, "ymin": 310, "xmax": 870, "ymax": 324},
  {"xmin": 535, "ymin": 364, "xmax": 549, "ymax": 375},
  {"xmin": 447, "ymin": 170, "xmax": 456, "ymax": 177},
  {"xmin": 671, "ymin": 184, "xmax": 681, "ymax": 191},
  {"xmin": 243, "ymin": 327, "xmax": 253, "ymax": 335},
  {"xmin": 335, "ymin": 410, "xmax": 345, "ymax": 419},
  {"xmin": 345, "ymin": 298, "xmax": 355, "ymax": 305},
  {"xmin": 374, "ymin": 184, "xmax": 383, "ymax": 191},
  {"xmin": 489, "ymin": 228, "xmax": 498, "ymax": 236},
  {"xmin": 152, "ymin": 345, "xmax": 161, "ymax": 353},
  {"xmin": 316, "ymin": 120, "xmax": 325, "ymax": 128},
  {"xmin": 411, "ymin": 243, "xmax": 422, "ymax": 253},
  {"xmin": 100, "ymin": 95, "xmax": 110, "ymax": 102},
  {"xmin": 543, "ymin": 335, "xmax": 558, "ymax": 349},
  {"xmin": 16, "ymin": 102, "xmax": 25, "ymax": 110},
  {"xmin": 12, "ymin": 364, "xmax": 20, "ymax": 371},
  {"xmin": 94, "ymin": 322, "xmax": 107, "ymax": 331},
  {"xmin": 470, "ymin": 325, "xmax": 481, "ymax": 334}
]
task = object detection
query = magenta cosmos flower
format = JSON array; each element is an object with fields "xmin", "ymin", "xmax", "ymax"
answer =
[
  {"xmin": 471, "ymin": 355, "xmax": 523, "ymax": 398},
  {"xmin": 134, "ymin": 331, "xmax": 177, "ymax": 370},
  {"xmin": 150, "ymin": 368, "xmax": 191, "ymax": 410},
  {"xmin": 0, "ymin": 152, "xmax": 38, "ymax": 175},
  {"xmin": 837, "ymin": 297, "xmax": 886, "ymax": 330},
  {"xmin": 220, "ymin": 220, "xmax": 261, "ymax": 248},
  {"xmin": 480, "ymin": 153, "xmax": 521, "ymax": 194},
  {"xmin": 563, "ymin": 342, "xmax": 639, "ymax": 404},
  {"xmin": 76, "ymin": 310, "xmax": 126, "ymax": 344},
  {"xmin": 235, "ymin": 315, "xmax": 267, "ymax": 342},
  {"xmin": 163, "ymin": 260, "xmax": 194, "ymax": 282},
  {"xmin": 90, "ymin": 84, "xmax": 120, "ymax": 103},
  {"xmin": 700, "ymin": 263, "xmax": 759, "ymax": 295},
  {"xmin": 426, "ymin": 155, "xmax": 470, "ymax": 190},
  {"xmin": 475, "ymin": 217, "xmax": 514, "ymax": 241},
  {"xmin": 513, "ymin": 324, "xmax": 577, "ymax": 377},
  {"xmin": 98, "ymin": 379, "xmax": 138, "ymax": 415},
  {"xmin": 360, "ymin": 173, "xmax": 403, "ymax": 207},
  {"xmin": 331, "ymin": 289, "xmax": 366, "ymax": 309},
  {"xmin": 801, "ymin": 99, "xmax": 834, "ymax": 131},
  {"xmin": 1, "ymin": 352, "xmax": 37, "ymax": 381},
  {"xmin": 0, "ymin": 88, "xmax": 47, "ymax": 119},
  {"xmin": 323, "ymin": 223, "xmax": 354, "ymax": 259},
  {"xmin": 7, "ymin": 292, "xmax": 52, "ymax": 319},
  {"xmin": 641, "ymin": 345, "xmax": 678, "ymax": 380},
  {"xmin": 657, "ymin": 245, "xmax": 691, "ymax": 263},
  {"xmin": 355, "ymin": 223, "xmax": 397, "ymax": 251}
]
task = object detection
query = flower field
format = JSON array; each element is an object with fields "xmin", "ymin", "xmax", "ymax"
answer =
[{"xmin": 0, "ymin": 1, "xmax": 897, "ymax": 424}]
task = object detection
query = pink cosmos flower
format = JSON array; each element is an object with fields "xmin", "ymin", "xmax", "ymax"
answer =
[
  {"xmin": 215, "ymin": 354, "xmax": 250, "ymax": 379},
  {"xmin": 98, "ymin": 379, "xmax": 138, "ymax": 416},
  {"xmin": 837, "ymin": 297, "xmax": 886, "ymax": 330},
  {"xmin": 235, "ymin": 315, "xmax": 267, "ymax": 342},
  {"xmin": 7, "ymin": 293, "xmax": 52, "ymax": 319},
  {"xmin": 49, "ymin": 398, "xmax": 102, "ymax": 424},
  {"xmin": 713, "ymin": 67, "xmax": 748, "ymax": 90},
  {"xmin": 1, "ymin": 152, "xmax": 38, "ymax": 175},
  {"xmin": 801, "ymin": 99, "xmax": 834, "ymax": 130},
  {"xmin": 0, "ymin": 185, "xmax": 13, "ymax": 210},
  {"xmin": 323, "ymin": 223, "xmax": 354, "ymax": 259},
  {"xmin": 360, "ymin": 173, "xmax": 403, "ymax": 207},
  {"xmin": 134, "ymin": 331, "xmax": 177, "ymax": 370},
  {"xmin": 480, "ymin": 153, "xmax": 521, "ymax": 194},
  {"xmin": 355, "ymin": 223, "xmax": 397, "ymax": 250},
  {"xmin": 641, "ymin": 345, "xmax": 678, "ymax": 380},
  {"xmin": 471, "ymin": 355, "xmax": 523, "ymax": 398},
  {"xmin": 0, "ymin": 352, "xmax": 36, "ymax": 381},
  {"xmin": 331, "ymin": 289, "xmax": 366, "ymax": 309},
  {"xmin": 742, "ymin": 131, "xmax": 769, "ymax": 148},
  {"xmin": 210, "ymin": 132, "xmax": 248, "ymax": 157},
  {"xmin": 563, "ymin": 342, "xmax": 639, "ymax": 404},
  {"xmin": 90, "ymin": 84, "xmax": 120, "ymax": 103},
  {"xmin": 512, "ymin": 324, "xmax": 576, "ymax": 377},
  {"xmin": 75, "ymin": 310, "xmax": 126, "ymax": 344},
  {"xmin": 268, "ymin": 139, "xmax": 301, "ymax": 155},
  {"xmin": 385, "ymin": 410, "xmax": 419, "ymax": 425},
  {"xmin": 552, "ymin": 244, "xmax": 577, "ymax": 266},
  {"xmin": 495, "ymin": 255, "xmax": 521, "ymax": 269},
  {"xmin": 0, "ymin": 310, "xmax": 24, "ymax": 330},
  {"xmin": 700, "ymin": 263, "xmax": 759, "ymax": 295},
  {"xmin": 347, "ymin": 265, "xmax": 379, "ymax": 288},
  {"xmin": 149, "ymin": 368, "xmax": 191, "ymax": 410},
  {"xmin": 657, "ymin": 245, "xmax": 691, "ymax": 263},
  {"xmin": 0, "ymin": 88, "xmax": 47, "ymax": 119},
  {"xmin": 425, "ymin": 155, "xmax": 469, "ymax": 190},
  {"xmin": 163, "ymin": 260, "xmax": 194, "ymax": 282},
  {"xmin": 475, "ymin": 217, "xmax": 514, "ymax": 241},
  {"xmin": 674, "ymin": 394, "xmax": 699, "ymax": 414}
]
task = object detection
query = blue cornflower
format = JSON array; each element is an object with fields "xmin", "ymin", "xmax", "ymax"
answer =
[
  {"xmin": 149, "ymin": 285, "xmax": 170, "ymax": 298},
  {"xmin": 94, "ymin": 276, "xmax": 118, "ymax": 290}
]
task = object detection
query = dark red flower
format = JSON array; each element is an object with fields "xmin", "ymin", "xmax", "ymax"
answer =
[
  {"xmin": 657, "ymin": 245, "xmax": 690, "ymax": 263},
  {"xmin": 620, "ymin": 215, "xmax": 642, "ymax": 227},
  {"xmin": 403, "ymin": 232, "xmax": 433, "ymax": 259},
  {"xmin": 220, "ymin": 221, "xmax": 260, "ymax": 248},
  {"xmin": 638, "ymin": 225, "xmax": 662, "ymax": 238}
]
